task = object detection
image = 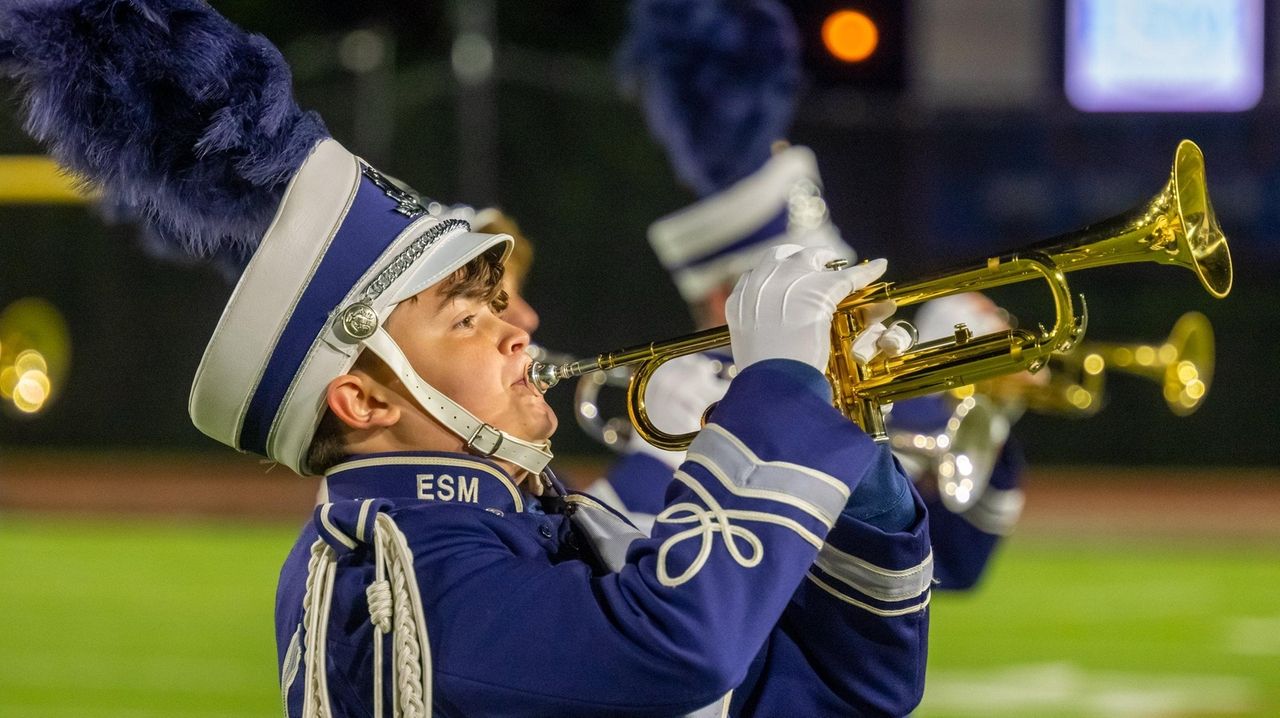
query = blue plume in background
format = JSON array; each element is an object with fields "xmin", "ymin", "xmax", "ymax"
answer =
[
  {"xmin": 617, "ymin": 0, "xmax": 802, "ymax": 198},
  {"xmin": 0, "ymin": 0, "xmax": 328, "ymax": 265}
]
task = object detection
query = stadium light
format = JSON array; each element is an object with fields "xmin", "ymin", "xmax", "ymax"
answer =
[
  {"xmin": 791, "ymin": 0, "xmax": 905, "ymax": 91},
  {"xmin": 821, "ymin": 9, "xmax": 879, "ymax": 63},
  {"xmin": 0, "ymin": 298, "xmax": 70, "ymax": 417}
]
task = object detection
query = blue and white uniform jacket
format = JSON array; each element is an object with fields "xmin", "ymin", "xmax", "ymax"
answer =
[
  {"xmin": 887, "ymin": 396, "xmax": 1026, "ymax": 591},
  {"xmin": 276, "ymin": 362, "xmax": 932, "ymax": 717}
]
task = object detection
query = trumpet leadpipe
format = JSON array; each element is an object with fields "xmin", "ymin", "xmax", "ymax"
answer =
[{"xmin": 527, "ymin": 326, "xmax": 730, "ymax": 393}]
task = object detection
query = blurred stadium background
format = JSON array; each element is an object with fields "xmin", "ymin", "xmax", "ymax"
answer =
[{"xmin": 1, "ymin": 0, "xmax": 1277, "ymax": 715}]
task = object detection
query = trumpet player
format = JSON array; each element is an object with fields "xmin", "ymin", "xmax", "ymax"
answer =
[
  {"xmin": 606, "ymin": 0, "xmax": 1027, "ymax": 603},
  {"xmin": 2, "ymin": 0, "xmax": 932, "ymax": 715},
  {"xmin": 597, "ymin": 146, "xmax": 919, "ymax": 540},
  {"xmin": 891, "ymin": 293, "xmax": 1037, "ymax": 589},
  {"xmin": 605, "ymin": 0, "xmax": 918, "ymax": 540},
  {"xmin": 470, "ymin": 208, "xmax": 541, "ymax": 335}
]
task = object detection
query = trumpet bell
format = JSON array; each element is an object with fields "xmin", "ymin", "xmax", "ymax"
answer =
[
  {"xmin": 574, "ymin": 368, "xmax": 635, "ymax": 451},
  {"xmin": 935, "ymin": 396, "xmax": 1009, "ymax": 513},
  {"xmin": 1022, "ymin": 140, "xmax": 1231, "ymax": 299},
  {"xmin": 1173, "ymin": 141, "xmax": 1233, "ymax": 299},
  {"xmin": 1067, "ymin": 311, "xmax": 1215, "ymax": 417},
  {"xmin": 1162, "ymin": 311, "xmax": 1214, "ymax": 416}
]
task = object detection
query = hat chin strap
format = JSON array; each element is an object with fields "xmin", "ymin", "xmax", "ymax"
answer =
[{"xmin": 361, "ymin": 327, "xmax": 554, "ymax": 476}]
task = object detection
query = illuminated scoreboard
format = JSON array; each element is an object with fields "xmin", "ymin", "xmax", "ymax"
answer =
[{"xmin": 1065, "ymin": 0, "xmax": 1264, "ymax": 112}]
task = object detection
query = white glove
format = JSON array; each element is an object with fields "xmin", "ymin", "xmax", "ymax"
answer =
[
  {"xmin": 626, "ymin": 352, "xmax": 732, "ymax": 469},
  {"xmin": 642, "ymin": 353, "xmax": 733, "ymax": 435},
  {"xmin": 850, "ymin": 301, "xmax": 917, "ymax": 364},
  {"xmin": 726, "ymin": 244, "xmax": 889, "ymax": 372}
]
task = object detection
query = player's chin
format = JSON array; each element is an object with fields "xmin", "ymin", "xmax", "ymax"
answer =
[
  {"xmin": 531, "ymin": 404, "xmax": 559, "ymax": 439},
  {"xmin": 507, "ymin": 401, "xmax": 558, "ymax": 442}
]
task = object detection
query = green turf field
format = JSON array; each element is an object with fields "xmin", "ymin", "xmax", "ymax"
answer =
[
  {"xmin": 917, "ymin": 537, "xmax": 1280, "ymax": 717},
  {"xmin": 0, "ymin": 516, "xmax": 291, "ymax": 717},
  {"xmin": 1, "ymin": 515, "xmax": 1277, "ymax": 717}
]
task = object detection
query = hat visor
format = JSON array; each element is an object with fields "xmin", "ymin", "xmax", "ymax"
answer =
[{"xmin": 385, "ymin": 229, "xmax": 514, "ymax": 307}]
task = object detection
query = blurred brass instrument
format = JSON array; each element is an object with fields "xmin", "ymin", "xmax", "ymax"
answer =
[
  {"xmin": 889, "ymin": 312, "xmax": 1213, "ymax": 509},
  {"xmin": 572, "ymin": 365, "xmax": 634, "ymax": 450},
  {"xmin": 1015, "ymin": 311, "xmax": 1214, "ymax": 417},
  {"xmin": 529, "ymin": 140, "xmax": 1232, "ymax": 450},
  {"xmin": 888, "ymin": 395, "xmax": 1010, "ymax": 512},
  {"xmin": 529, "ymin": 344, "xmax": 635, "ymax": 450},
  {"xmin": 572, "ymin": 356, "xmax": 740, "ymax": 451}
]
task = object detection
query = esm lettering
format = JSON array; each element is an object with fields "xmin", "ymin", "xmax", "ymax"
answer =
[{"xmin": 417, "ymin": 474, "xmax": 479, "ymax": 503}]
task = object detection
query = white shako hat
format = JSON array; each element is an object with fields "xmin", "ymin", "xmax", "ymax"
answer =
[
  {"xmin": 647, "ymin": 145, "xmax": 851, "ymax": 304},
  {"xmin": 189, "ymin": 139, "xmax": 551, "ymax": 476}
]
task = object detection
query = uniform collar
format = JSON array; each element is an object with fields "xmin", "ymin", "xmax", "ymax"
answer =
[{"xmin": 323, "ymin": 451, "xmax": 528, "ymax": 513}]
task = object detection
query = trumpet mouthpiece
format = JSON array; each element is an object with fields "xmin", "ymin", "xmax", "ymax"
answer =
[{"xmin": 527, "ymin": 361, "xmax": 562, "ymax": 393}]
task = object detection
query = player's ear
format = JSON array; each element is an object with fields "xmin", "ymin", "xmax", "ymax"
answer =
[{"xmin": 325, "ymin": 373, "xmax": 401, "ymax": 430}]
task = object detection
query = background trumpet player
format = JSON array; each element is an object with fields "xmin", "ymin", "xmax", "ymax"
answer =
[
  {"xmin": 890, "ymin": 293, "xmax": 1040, "ymax": 589},
  {"xmin": 601, "ymin": 0, "xmax": 1019, "ymax": 595},
  {"xmin": 888, "ymin": 297, "xmax": 1219, "ymax": 589}
]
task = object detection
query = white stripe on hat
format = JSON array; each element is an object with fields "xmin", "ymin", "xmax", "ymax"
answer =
[
  {"xmin": 190, "ymin": 139, "xmax": 361, "ymax": 454},
  {"xmin": 647, "ymin": 146, "xmax": 851, "ymax": 303}
]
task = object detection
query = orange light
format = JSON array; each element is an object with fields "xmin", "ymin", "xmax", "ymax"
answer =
[{"xmin": 822, "ymin": 10, "xmax": 879, "ymax": 63}]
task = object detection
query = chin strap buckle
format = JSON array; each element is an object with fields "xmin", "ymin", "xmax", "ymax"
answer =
[{"xmin": 465, "ymin": 423, "xmax": 505, "ymax": 458}]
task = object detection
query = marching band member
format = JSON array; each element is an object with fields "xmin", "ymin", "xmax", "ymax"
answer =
[
  {"xmin": 600, "ymin": 0, "xmax": 917, "ymax": 540},
  {"xmin": 1, "ymin": 1, "xmax": 932, "ymax": 715},
  {"xmin": 602, "ymin": 149, "xmax": 1018, "ymax": 594},
  {"xmin": 599, "ymin": 145, "xmax": 918, "ymax": 540},
  {"xmin": 606, "ymin": 0, "xmax": 1018, "ymax": 593},
  {"xmin": 894, "ymin": 293, "xmax": 1034, "ymax": 589},
  {"xmin": 456, "ymin": 207, "xmax": 541, "ymax": 335}
]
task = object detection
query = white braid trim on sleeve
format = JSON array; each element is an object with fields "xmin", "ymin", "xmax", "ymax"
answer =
[
  {"xmin": 369, "ymin": 512, "xmax": 433, "ymax": 718},
  {"xmin": 301, "ymin": 540, "xmax": 338, "ymax": 718}
]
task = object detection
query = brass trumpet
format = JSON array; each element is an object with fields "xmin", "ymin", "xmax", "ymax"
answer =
[
  {"xmin": 529, "ymin": 140, "xmax": 1232, "ymax": 450},
  {"xmin": 1016, "ymin": 311, "xmax": 1214, "ymax": 417},
  {"xmin": 531, "ymin": 345, "xmax": 658, "ymax": 450}
]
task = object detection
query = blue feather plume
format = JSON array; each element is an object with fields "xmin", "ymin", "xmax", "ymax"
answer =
[
  {"xmin": 0, "ymin": 0, "xmax": 328, "ymax": 264},
  {"xmin": 617, "ymin": 0, "xmax": 802, "ymax": 198}
]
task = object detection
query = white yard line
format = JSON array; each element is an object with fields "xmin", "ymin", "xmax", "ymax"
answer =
[{"xmin": 918, "ymin": 662, "xmax": 1255, "ymax": 717}]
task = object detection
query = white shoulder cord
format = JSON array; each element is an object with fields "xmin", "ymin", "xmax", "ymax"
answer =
[
  {"xmin": 301, "ymin": 540, "xmax": 337, "ymax": 718},
  {"xmin": 299, "ymin": 509, "xmax": 433, "ymax": 718},
  {"xmin": 367, "ymin": 511, "xmax": 433, "ymax": 718}
]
